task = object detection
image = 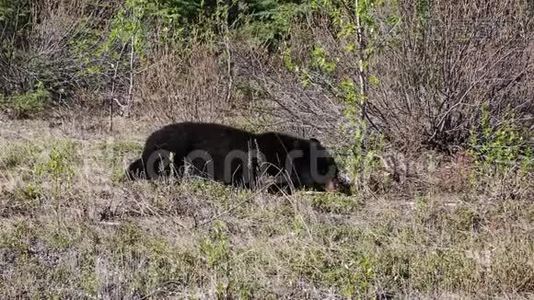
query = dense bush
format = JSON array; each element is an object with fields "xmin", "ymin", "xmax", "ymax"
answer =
[
  {"xmin": 0, "ymin": 0, "xmax": 121, "ymax": 110},
  {"xmin": 241, "ymin": 0, "xmax": 533, "ymax": 150},
  {"xmin": 1, "ymin": 0, "xmax": 532, "ymax": 158}
]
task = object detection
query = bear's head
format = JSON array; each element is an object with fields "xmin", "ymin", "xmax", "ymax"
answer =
[
  {"xmin": 126, "ymin": 158, "xmax": 144, "ymax": 180},
  {"xmin": 290, "ymin": 138, "xmax": 351, "ymax": 195}
]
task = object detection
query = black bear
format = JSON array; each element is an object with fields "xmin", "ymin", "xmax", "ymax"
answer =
[{"xmin": 127, "ymin": 122, "xmax": 350, "ymax": 194}]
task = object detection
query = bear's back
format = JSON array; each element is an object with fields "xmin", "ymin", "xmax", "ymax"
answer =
[{"xmin": 143, "ymin": 122, "xmax": 256, "ymax": 156}]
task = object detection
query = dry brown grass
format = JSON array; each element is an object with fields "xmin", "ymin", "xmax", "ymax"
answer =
[
  {"xmin": 135, "ymin": 43, "xmax": 234, "ymax": 125},
  {"xmin": 0, "ymin": 116, "xmax": 532, "ymax": 299}
]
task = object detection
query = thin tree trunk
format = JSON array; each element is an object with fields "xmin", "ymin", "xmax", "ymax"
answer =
[
  {"xmin": 127, "ymin": 36, "xmax": 135, "ymax": 117},
  {"xmin": 355, "ymin": 0, "xmax": 369, "ymax": 123}
]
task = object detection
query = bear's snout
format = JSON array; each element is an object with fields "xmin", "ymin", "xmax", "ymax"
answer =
[{"xmin": 325, "ymin": 175, "xmax": 352, "ymax": 195}]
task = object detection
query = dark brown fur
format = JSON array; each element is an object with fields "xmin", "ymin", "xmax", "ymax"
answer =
[{"xmin": 127, "ymin": 122, "xmax": 350, "ymax": 194}]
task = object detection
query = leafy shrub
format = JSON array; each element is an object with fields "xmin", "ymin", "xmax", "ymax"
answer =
[
  {"xmin": 469, "ymin": 106, "xmax": 534, "ymax": 176},
  {"xmin": 0, "ymin": 82, "xmax": 50, "ymax": 118},
  {"xmin": 34, "ymin": 140, "xmax": 78, "ymax": 194},
  {"xmin": 1, "ymin": 0, "xmax": 131, "ymax": 108}
]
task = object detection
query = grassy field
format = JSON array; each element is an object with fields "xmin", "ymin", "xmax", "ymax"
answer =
[{"xmin": 0, "ymin": 117, "xmax": 533, "ymax": 299}]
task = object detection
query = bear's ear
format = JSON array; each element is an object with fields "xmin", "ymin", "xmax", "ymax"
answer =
[{"xmin": 310, "ymin": 138, "xmax": 321, "ymax": 145}]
